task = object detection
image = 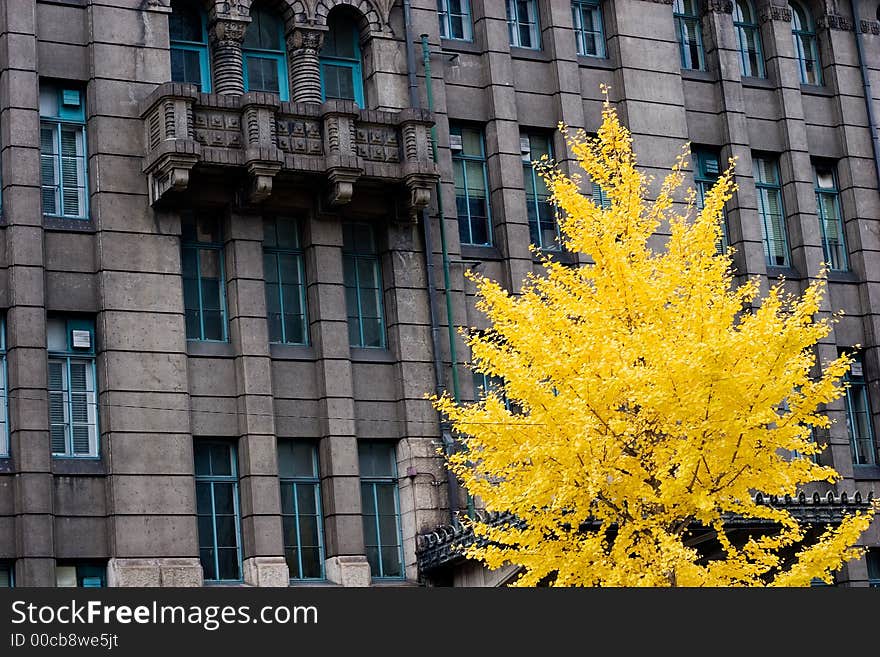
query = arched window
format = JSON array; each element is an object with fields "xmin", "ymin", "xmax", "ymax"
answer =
[
  {"xmin": 790, "ymin": 1, "xmax": 821, "ymax": 85},
  {"xmin": 672, "ymin": 0, "xmax": 705, "ymax": 71},
  {"xmin": 733, "ymin": 0, "xmax": 764, "ymax": 78},
  {"xmin": 242, "ymin": 5, "xmax": 289, "ymax": 100},
  {"xmin": 170, "ymin": 0, "xmax": 211, "ymax": 92},
  {"xmin": 320, "ymin": 11, "xmax": 364, "ymax": 107}
]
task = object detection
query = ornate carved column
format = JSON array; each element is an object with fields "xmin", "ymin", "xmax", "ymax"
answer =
[
  {"xmin": 209, "ymin": 17, "xmax": 249, "ymax": 95},
  {"xmin": 287, "ymin": 27, "xmax": 327, "ymax": 104}
]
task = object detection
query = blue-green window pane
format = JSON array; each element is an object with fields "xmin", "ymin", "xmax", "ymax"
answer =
[
  {"xmin": 48, "ymin": 352, "xmax": 98, "ymax": 458},
  {"xmin": 438, "ymin": 0, "xmax": 473, "ymax": 41},
  {"xmin": 522, "ymin": 133, "xmax": 558, "ymax": 250},
  {"xmin": 451, "ymin": 124, "xmax": 492, "ymax": 246},
  {"xmin": 243, "ymin": 7, "xmax": 282, "ymax": 50},
  {"xmin": 814, "ymin": 163, "xmax": 847, "ymax": 272},
  {"xmin": 572, "ymin": 0, "xmax": 605, "ymax": 57},
  {"xmin": 242, "ymin": 7, "xmax": 288, "ymax": 99},
  {"xmin": 867, "ymin": 550, "xmax": 880, "ymax": 587},
  {"xmin": 169, "ymin": 1, "xmax": 202, "ymax": 41},
  {"xmin": 170, "ymin": 1, "xmax": 211, "ymax": 91},
  {"xmin": 343, "ymin": 223, "xmax": 385, "ymax": 348},
  {"xmin": 733, "ymin": 0, "xmax": 765, "ymax": 78},
  {"xmin": 693, "ymin": 148, "xmax": 727, "ymax": 252},
  {"xmin": 40, "ymin": 121, "xmax": 87, "ymax": 219},
  {"xmin": 195, "ymin": 441, "xmax": 242, "ymax": 582},
  {"xmin": 673, "ymin": 0, "xmax": 705, "ymax": 70},
  {"xmin": 264, "ymin": 218, "xmax": 308, "ymax": 345},
  {"xmin": 507, "ymin": 0, "xmax": 540, "ymax": 49},
  {"xmin": 246, "ymin": 56, "xmax": 281, "ymax": 94},
  {"xmin": 57, "ymin": 564, "xmax": 105, "ymax": 588},
  {"xmin": 753, "ymin": 156, "xmax": 790, "ymax": 267},
  {"xmin": 0, "ymin": 566, "xmax": 10, "ymax": 587},
  {"xmin": 791, "ymin": 2, "xmax": 822, "ymax": 85},
  {"xmin": 171, "ymin": 49, "xmax": 203, "ymax": 88},
  {"xmin": 842, "ymin": 351, "xmax": 877, "ymax": 465},
  {"xmin": 359, "ymin": 448, "xmax": 404, "ymax": 580},
  {"xmin": 279, "ymin": 440, "xmax": 325, "ymax": 580},
  {"xmin": 320, "ymin": 12, "xmax": 364, "ymax": 105},
  {"xmin": 182, "ymin": 216, "xmax": 228, "ymax": 342}
]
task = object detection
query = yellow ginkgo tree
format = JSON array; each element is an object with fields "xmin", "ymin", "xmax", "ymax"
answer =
[{"xmin": 432, "ymin": 97, "xmax": 876, "ymax": 587}]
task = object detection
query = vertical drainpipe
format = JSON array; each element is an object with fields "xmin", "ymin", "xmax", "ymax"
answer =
[
  {"xmin": 852, "ymin": 0, "xmax": 880, "ymax": 189},
  {"xmin": 402, "ymin": 1, "xmax": 461, "ymax": 520}
]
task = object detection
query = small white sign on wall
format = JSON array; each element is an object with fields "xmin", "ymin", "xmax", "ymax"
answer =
[{"xmin": 71, "ymin": 330, "xmax": 91, "ymax": 349}]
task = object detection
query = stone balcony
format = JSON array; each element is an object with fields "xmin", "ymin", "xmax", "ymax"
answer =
[{"xmin": 139, "ymin": 83, "xmax": 439, "ymax": 215}]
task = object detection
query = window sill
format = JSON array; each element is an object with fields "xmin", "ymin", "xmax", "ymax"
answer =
[
  {"xmin": 370, "ymin": 578, "xmax": 417, "ymax": 587},
  {"xmin": 853, "ymin": 464, "xmax": 880, "ymax": 481},
  {"xmin": 800, "ymin": 83, "xmax": 831, "ymax": 96},
  {"xmin": 577, "ymin": 55, "xmax": 615, "ymax": 70},
  {"xmin": 289, "ymin": 579, "xmax": 337, "ymax": 587},
  {"xmin": 740, "ymin": 76, "xmax": 775, "ymax": 90},
  {"xmin": 270, "ymin": 343, "xmax": 315, "ymax": 361},
  {"xmin": 460, "ymin": 245, "xmax": 503, "ymax": 261},
  {"xmin": 186, "ymin": 341, "xmax": 234, "ymax": 358},
  {"xmin": 533, "ymin": 249, "xmax": 576, "ymax": 265},
  {"xmin": 51, "ymin": 458, "xmax": 106, "ymax": 476},
  {"xmin": 827, "ymin": 270, "xmax": 860, "ymax": 284},
  {"xmin": 765, "ymin": 265, "xmax": 801, "ymax": 280},
  {"xmin": 350, "ymin": 347, "xmax": 395, "ymax": 363},
  {"xmin": 680, "ymin": 69, "xmax": 715, "ymax": 82},
  {"xmin": 509, "ymin": 47, "xmax": 549, "ymax": 62},
  {"xmin": 440, "ymin": 38, "xmax": 481, "ymax": 55},
  {"xmin": 44, "ymin": 216, "xmax": 95, "ymax": 232}
]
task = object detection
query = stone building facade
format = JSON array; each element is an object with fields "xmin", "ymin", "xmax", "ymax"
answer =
[{"xmin": 0, "ymin": 0, "xmax": 878, "ymax": 588}]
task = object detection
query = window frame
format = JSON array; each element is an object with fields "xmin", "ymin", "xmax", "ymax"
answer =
[
  {"xmin": 753, "ymin": 155, "xmax": 791, "ymax": 268},
  {"xmin": 733, "ymin": 0, "xmax": 765, "ymax": 79},
  {"xmin": 693, "ymin": 147, "xmax": 728, "ymax": 252},
  {"xmin": 342, "ymin": 222, "xmax": 386, "ymax": 349},
  {"xmin": 56, "ymin": 562, "xmax": 106, "ymax": 588},
  {"xmin": 522, "ymin": 131, "xmax": 560, "ymax": 251},
  {"xmin": 263, "ymin": 217, "xmax": 309, "ymax": 346},
  {"xmin": 319, "ymin": 13, "xmax": 365, "ymax": 107},
  {"xmin": 48, "ymin": 317, "xmax": 99, "ymax": 460},
  {"xmin": 278, "ymin": 440, "xmax": 326, "ymax": 581},
  {"xmin": 842, "ymin": 349, "xmax": 878, "ymax": 466},
  {"xmin": 169, "ymin": 0, "xmax": 212, "ymax": 92},
  {"xmin": 182, "ymin": 218, "xmax": 229, "ymax": 343},
  {"xmin": 790, "ymin": 1, "xmax": 822, "ymax": 86},
  {"xmin": 359, "ymin": 442, "xmax": 405, "ymax": 581},
  {"xmin": 572, "ymin": 0, "xmax": 606, "ymax": 58},
  {"xmin": 242, "ymin": 7, "xmax": 290, "ymax": 101},
  {"xmin": 39, "ymin": 86, "xmax": 89, "ymax": 221},
  {"xmin": 672, "ymin": 0, "xmax": 706, "ymax": 71},
  {"xmin": 438, "ymin": 0, "xmax": 474, "ymax": 42},
  {"xmin": 867, "ymin": 549, "xmax": 880, "ymax": 587},
  {"xmin": 813, "ymin": 162, "xmax": 848, "ymax": 272},
  {"xmin": 451, "ymin": 123, "xmax": 493, "ymax": 247},
  {"xmin": 194, "ymin": 440, "xmax": 244, "ymax": 584},
  {"xmin": 506, "ymin": 0, "xmax": 542, "ymax": 50}
]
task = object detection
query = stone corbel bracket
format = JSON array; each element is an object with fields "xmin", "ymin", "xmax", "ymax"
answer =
[
  {"xmin": 322, "ymin": 99, "xmax": 364, "ymax": 205},
  {"xmin": 140, "ymin": 83, "xmax": 202, "ymax": 206},
  {"xmin": 241, "ymin": 92, "xmax": 285, "ymax": 203},
  {"xmin": 399, "ymin": 108, "xmax": 440, "ymax": 221}
]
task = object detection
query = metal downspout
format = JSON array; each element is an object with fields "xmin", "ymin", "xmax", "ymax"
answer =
[{"xmin": 852, "ymin": 0, "xmax": 880, "ymax": 189}]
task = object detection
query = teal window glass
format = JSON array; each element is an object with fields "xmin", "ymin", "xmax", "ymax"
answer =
[
  {"xmin": 693, "ymin": 148, "xmax": 727, "ymax": 252},
  {"xmin": 56, "ymin": 563, "xmax": 105, "ymax": 588},
  {"xmin": 753, "ymin": 155, "xmax": 790, "ymax": 267},
  {"xmin": 264, "ymin": 217, "xmax": 308, "ymax": 345},
  {"xmin": 791, "ymin": 2, "xmax": 821, "ymax": 85},
  {"xmin": 572, "ymin": 0, "xmax": 605, "ymax": 58},
  {"xmin": 48, "ymin": 317, "xmax": 98, "ymax": 459},
  {"xmin": 0, "ymin": 564, "xmax": 11, "ymax": 587},
  {"xmin": 182, "ymin": 214, "xmax": 228, "ymax": 342},
  {"xmin": 0, "ymin": 318, "xmax": 7, "ymax": 458},
  {"xmin": 320, "ymin": 11, "xmax": 365, "ymax": 106},
  {"xmin": 451, "ymin": 123, "xmax": 492, "ymax": 246},
  {"xmin": 343, "ymin": 223, "xmax": 385, "ymax": 349},
  {"xmin": 170, "ymin": 0, "xmax": 211, "ymax": 92},
  {"xmin": 867, "ymin": 549, "xmax": 880, "ymax": 587},
  {"xmin": 39, "ymin": 84, "xmax": 88, "ymax": 220},
  {"xmin": 814, "ymin": 162, "xmax": 847, "ymax": 271},
  {"xmin": 359, "ymin": 442, "xmax": 404, "ymax": 579},
  {"xmin": 842, "ymin": 350, "xmax": 877, "ymax": 466},
  {"xmin": 522, "ymin": 132, "xmax": 559, "ymax": 250},
  {"xmin": 243, "ymin": 5, "xmax": 289, "ymax": 100},
  {"xmin": 673, "ymin": 0, "xmax": 705, "ymax": 70},
  {"xmin": 473, "ymin": 371, "xmax": 512, "ymax": 411},
  {"xmin": 278, "ymin": 440, "xmax": 325, "ymax": 580},
  {"xmin": 195, "ymin": 440, "xmax": 243, "ymax": 582},
  {"xmin": 592, "ymin": 180, "xmax": 611, "ymax": 210},
  {"xmin": 733, "ymin": 0, "xmax": 764, "ymax": 78},
  {"xmin": 506, "ymin": 0, "xmax": 541, "ymax": 49},
  {"xmin": 438, "ymin": 0, "xmax": 473, "ymax": 41}
]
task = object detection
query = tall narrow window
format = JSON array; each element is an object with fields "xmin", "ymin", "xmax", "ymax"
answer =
[
  {"xmin": 753, "ymin": 156, "xmax": 790, "ymax": 267},
  {"xmin": 672, "ymin": 0, "xmax": 705, "ymax": 71},
  {"xmin": 842, "ymin": 350, "xmax": 877, "ymax": 466},
  {"xmin": 791, "ymin": 2, "xmax": 821, "ymax": 85},
  {"xmin": 359, "ymin": 441, "xmax": 404, "ymax": 580},
  {"xmin": 195, "ymin": 440, "xmax": 243, "ymax": 582},
  {"xmin": 242, "ymin": 5, "xmax": 289, "ymax": 100},
  {"xmin": 733, "ymin": 0, "xmax": 764, "ymax": 78},
  {"xmin": 451, "ymin": 123, "xmax": 492, "ymax": 246},
  {"xmin": 264, "ymin": 217, "xmax": 308, "ymax": 345},
  {"xmin": 343, "ymin": 223, "xmax": 385, "ymax": 349},
  {"xmin": 592, "ymin": 181, "xmax": 611, "ymax": 210},
  {"xmin": 0, "ymin": 318, "xmax": 7, "ymax": 458},
  {"xmin": 693, "ymin": 148, "xmax": 727, "ymax": 251},
  {"xmin": 438, "ymin": 0, "xmax": 473, "ymax": 41},
  {"xmin": 182, "ymin": 214, "xmax": 228, "ymax": 342},
  {"xmin": 320, "ymin": 11, "xmax": 364, "ymax": 106},
  {"xmin": 572, "ymin": 0, "xmax": 605, "ymax": 58},
  {"xmin": 867, "ymin": 549, "xmax": 880, "ymax": 587},
  {"xmin": 48, "ymin": 317, "xmax": 98, "ymax": 459},
  {"xmin": 169, "ymin": 0, "xmax": 211, "ymax": 91},
  {"xmin": 506, "ymin": 0, "xmax": 541, "ymax": 50},
  {"xmin": 56, "ymin": 563, "xmax": 105, "ymax": 587},
  {"xmin": 522, "ymin": 132, "xmax": 559, "ymax": 250},
  {"xmin": 39, "ymin": 84, "xmax": 88, "ymax": 220},
  {"xmin": 278, "ymin": 440, "xmax": 325, "ymax": 580},
  {"xmin": 814, "ymin": 162, "xmax": 847, "ymax": 271}
]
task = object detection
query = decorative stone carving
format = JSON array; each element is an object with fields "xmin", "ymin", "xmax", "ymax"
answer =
[
  {"xmin": 861, "ymin": 19, "xmax": 880, "ymax": 34},
  {"xmin": 704, "ymin": 0, "xmax": 733, "ymax": 13},
  {"xmin": 276, "ymin": 118, "xmax": 324, "ymax": 154},
  {"xmin": 817, "ymin": 14, "xmax": 854, "ymax": 31},
  {"xmin": 322, "ymin": 100, "xmax": 364, "ymax": 205},
  {"xmin": 241, "ymin": 92, "xmax": 284, "ymax": 203},
  {"xmin": 287, "ymin": 27, "xmax": 327, "ymax": 104},
  {"xmin": 209, "ymin": 18, "xmax": 249, "ymax": 95},
  {"xmin": 759, "ymin": 5, "xmax": 792, "ymax": 23}
]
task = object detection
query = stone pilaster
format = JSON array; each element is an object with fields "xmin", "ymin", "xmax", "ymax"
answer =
[
  {"xmin": 287, "ymin": 27, "xmax": 326, "ymax": 104},
  {"xmin": 209, "ymin": 17, "xmax": 249, "ymax": 96}
]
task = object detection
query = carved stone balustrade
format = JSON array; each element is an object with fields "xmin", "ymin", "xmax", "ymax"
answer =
[{"xmin": 140, "ymin": 83, "xmax": 439, "ymax": 212}]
